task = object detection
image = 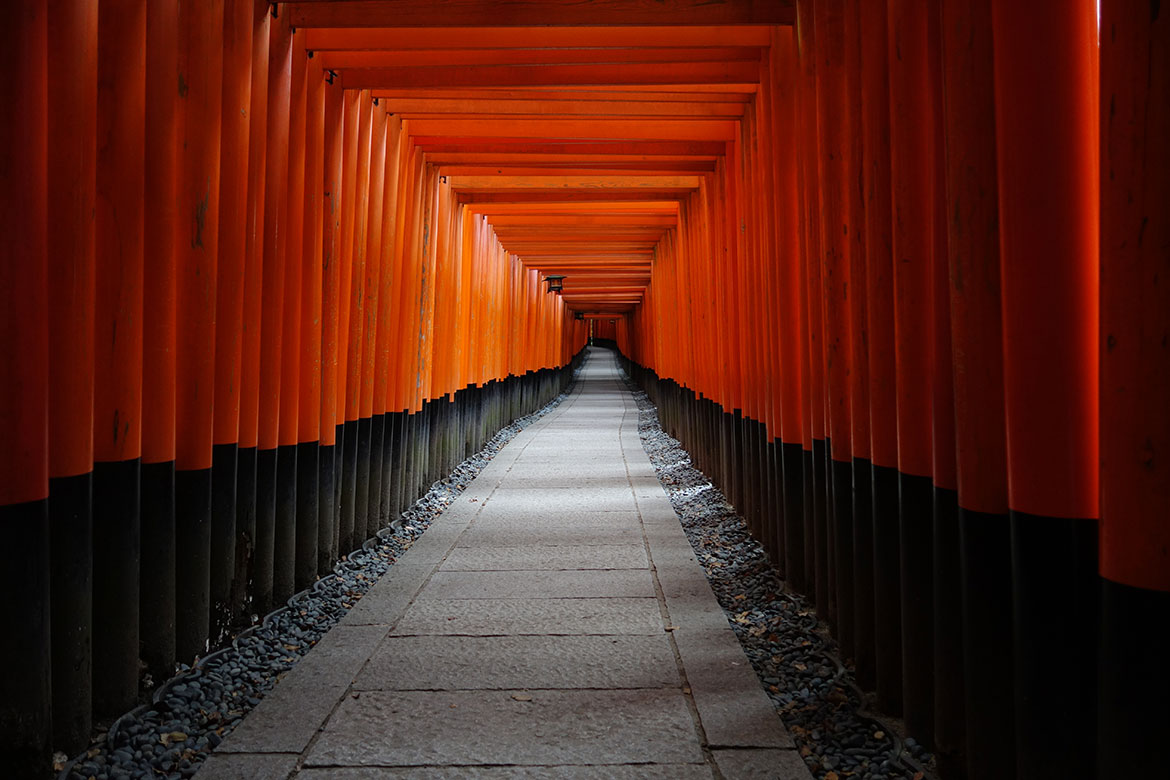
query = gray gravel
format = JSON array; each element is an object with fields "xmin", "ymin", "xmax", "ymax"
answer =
[
  {"xmin": 59, "ymin": 382, "xmax": 578, "ymax": 780},
  {"xmin": 622, "ymin": 373, "xmax": 939, "ymax": 780}
]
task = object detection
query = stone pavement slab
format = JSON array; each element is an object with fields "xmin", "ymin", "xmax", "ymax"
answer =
[
  {"xmin": 355, "ymin": 634, "xmax": 680, "ymax": 690},
  {"xmin": 196, "ymin": 348, "xmax": 808, "ymax": 780},
  {"xmin": 455, "ymin": 522, "xmax": 645, "ymax": 547},
  {"xmin": 467, "ymin": 507, "xmax": 643, "ymax": 529},
  {"xmin": 417, "ymin": 569, "xmax": 655, "ymax": 599},
  {"xmin": 712, "ymin": 749, "xmax": 814, "ymax": 779},
  {"xmin": 484, "ymin": 486, "xmax": 638, "ymax": 512},
  {"xmin": 305, "ymin": 689, "xmax": 704, "ymax": 767},
  {"xmin": 438, "ymin": 543, "xmax": 647, "ymax": 571},
  {"xmin": 390, "ymin": 596, "xmax": 665, "ymax": 636},
  {"xmin": 195, "ymin": 753, "xmax": 299, "ymax": 779},
  {"xmin": 297, "ymin": 767, "xmax": 712, "ymax": 779}
]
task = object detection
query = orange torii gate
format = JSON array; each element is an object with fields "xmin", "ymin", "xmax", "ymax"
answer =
[{"xmin": 0, "ymin": 2, "xmax": 1167, "ymax": 778}]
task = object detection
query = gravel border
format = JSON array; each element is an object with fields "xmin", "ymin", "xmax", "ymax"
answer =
[
  {"xmin": 58, "ymin": 379, "xmax": 579, "ymax": 780},
  {"xmin": 622, "ymin": 374, "xmax": 939, "ymax": 780}
]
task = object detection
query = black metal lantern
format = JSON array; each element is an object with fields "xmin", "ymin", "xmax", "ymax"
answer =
[
  {"xmin": 544, "ymin": 274, "xmax": 565, "ymax": 293},
  {"xmin": 574, "ymin": 311, "xmax": 584, "ymax": 321}
]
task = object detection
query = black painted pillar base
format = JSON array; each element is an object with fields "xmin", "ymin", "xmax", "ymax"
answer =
[
  {"xmin": 851, "ymin": 457, "xmax": 876, "ymax": 690},
  {"xmin": 318, "ymin": 442, "xmax": 336, "ymax": 574},
  {"xmin": 50, "ymin": 472, "xmax": 93, "ymax": 753},
  {"xmin": 233, "ymin": 446, "xmax": 257, "ymax": 623},
  {"xmin": 764, "ymin": 440, "xmax": 782, "ymax": 569},
  {"xmin": 93, "ymin": 458, "xmax": 141, "ymax": 714},
  {"xmin": 831, "ymin": 452, "xmax": 854, "ymax": 659},
  {"xmin": 139, "ymin": 461, "xmax": 175, "ymax": 682},
  {"xmin": 802, "ymin": 447, "xmax": 816, "ymax": 605},
  {"xmin": 402, "ymin": 412, "xmax": 418, "ymax": 518},
  {"xmin": 872, "ymin": 462, "xmax": 903, "ymax": 715},
  {"xmin": 355, "ymin": 417, "xmax": 372, "ymax": 546},
  {"xmin": 379, "ymin": 413, "xmax": 394, "ymax": 525},
  {"xmin": 1011, "ymin": 511, "xmax": 1097, "ymax": 780},
  {"xmin": 387, "ymin": 412, "xmax": 405, "ymax": 527},
  {"xmin": 811, "ymin": 439, "xmax": 829, "ymax": 619},
  {"xmin": 273, "ymin": 443, "xmax": 298, "ymax": 607},
  {"xmin": 960, "ymin": 507, "xmax": 1016, "ymax": 780},
  {"xmin": 932, "ymin": 486, "xmax": 965, "ymax": 778},
  {"xmin": 899, "ymin": 471, "xmax": 935, "ymax": 747},
  {"xmin": 0, "ymin": 498, "xmax": 51, "ymax": 774},
  {"xmin": 295, "ymin": 440, "xmax": 319, "ymax": 592},
  {"xmin": 730, "ymin": 409, "xmax": 744, "ymax": 522},
  {"xmin": 1098, "ymin": 579, "xmax": 1170, "ymax": 779},
  {"xmin": 333, "ymin": 423, "xmax": 344, "ymax": 555},
  {"xmin": 339, "ymin": 419, "xmax": 358, "ymax": 556},
  {"xmin": 253, "ymin": 447, "xmax": 278, "ymax": 618},
  {"xmin": 175, "ymin": 466, "xmax": 211, "ymax": 664},
  {"xmin": 368, "ymin": 414, "xmax": 384, "ymax": 531},
  {"xmin": 210, "ymin": 443, "xmax": 237, "ymax": 642},
  {"xmin": 782, "ymin": 442, "xmax": 806, "ymax": 595}
]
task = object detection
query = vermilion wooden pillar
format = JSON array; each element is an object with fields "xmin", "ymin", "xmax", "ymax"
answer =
[
  {"xmin": 255, "ymin": 9, "xmax": 291, "ymax": 618},
  {"xmin": 46, "ymin": 0, "xmax": 97, "ymax": 753},
  {"xmin": 337, "ymin": 88, "xmax": 361, "ymax": 555},
  {"xmin": 991, "ymin": 1, "xmax": 1100, "ymax": 776},
  {"xmin": 926, "ymin": 0, "xmax": 962, "ymax": 770},
  {"xmin": 0, "ymin": 4, "xmax": 50, "ymax": 769},
  {"xmin": 296, "ymin": 53, "xmax": 324, "ymax": 592},
  {"xmin": 381, "ymin": 111, "xmax": 409, "ymax": 523},
  {"xmin": 1098, "ymin": 4, "xmax": 1170, "ymax": 777},
  {"xmin": 235, "ymin": 0, "xmax": 270, "ymax": 621},
  {"xmin": 141, "ymin": 0, "xmax": 179, "ymax": 687},
  {"xmin": 839, "ymin": 0, "xmax": 877, "ymax": 693},
  {"xmin": 175, "ymin": 0, "xmax": 223, "ymax": 663},
  {"xmin": 210, "ymin": 0, "xmax": 253, "ymax": 640},
  {"xmin": 940, "ymin": 0, "xmax": 1012, "ymax": 777},
  {"xmin": 860, "ymin": 0, "xmax": 901, "ymax": 716},
  {"xmin": 320, "ymin": 74, "xmax": 344, "ymax": 571},
  {"xmin": 350, "ymin": 94, "xmax": 374, "ymax": 547},
  {"xmin": 211, "ymin": 0, "xmax": 254, "ymax": 638},
  {"xmin": 363, "ymin": 107, "xmax": 389, "ymax": 530},
  {"xmin": 796, "ymin": 0, "xmax": 830, "ymax": 622},
  {"xmin": 276, "ymin": 30, "xmax": 307, "ymax": 607},
  {"xmin": 887, "ymin": 0, "xmax": 937, "ymax": 745},
  {"xmin": 814, "ymin": 0, "xmax": 856, "ymax": 659},
  {"xmin": 771, "ymin": 25, "xmax": 807, "ymax": 606},
  {"xmin": 93, "ymin": 0, "xmax": 146, "ymax": 714}
]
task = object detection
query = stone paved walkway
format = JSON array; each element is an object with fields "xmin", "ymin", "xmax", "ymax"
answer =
[{"xmin": 196, "ymin": 348, "xmax": 811, "ymax": 780}]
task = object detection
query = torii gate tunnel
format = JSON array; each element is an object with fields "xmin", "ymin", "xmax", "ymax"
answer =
[{"xmin": 1, "ymin": 1, "xmax": 1167, "ymax": 778}]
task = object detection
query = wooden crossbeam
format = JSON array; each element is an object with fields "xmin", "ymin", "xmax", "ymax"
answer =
[
  {"xmin": 289, "ymin": 2, "xmax": 794, "ymax": 29},
  {"xmin": 340, "ymin": 61, "xmax": 758, "ymax": 90}
]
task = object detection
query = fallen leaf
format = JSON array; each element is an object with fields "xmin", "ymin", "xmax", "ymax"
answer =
[
  {"xmin": 873, "ymin": 730, "xmax": 885, "ymax": 740},
  {"xmin": 664, "ymin": 625, "xmax": 679, "ymax": 632},
  {"xmin": 826, "ymin": 773, "xmax": 840, "ymax": 780},
  {"xmin": 511, "ymin": 693, "xmax": 533, "ymax": 702},
  {"xmin": 161, "ymin": 731, "xmax": 188, "ymax": 746}
]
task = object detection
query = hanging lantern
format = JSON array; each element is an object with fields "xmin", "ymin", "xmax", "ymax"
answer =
[
  {"xmin": 574, "ymin": 311, "xmax": 584, "ymax": 321},
  {"xmin": 544, "ymin": 274, "xmax": 565, "ymax": 293}
]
